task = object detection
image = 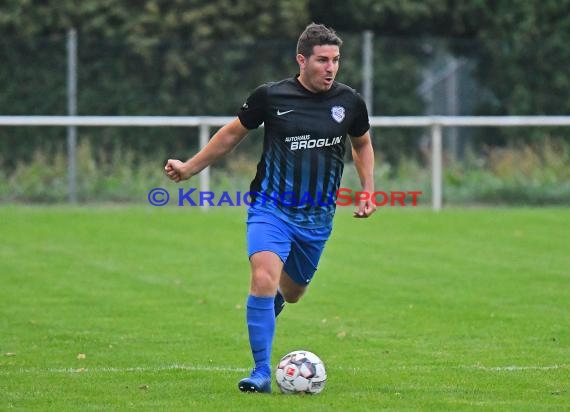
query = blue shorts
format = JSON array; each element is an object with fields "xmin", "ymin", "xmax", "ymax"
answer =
[{"xmin": 246, "ymin": 210, "xmax": 333, "ymax": 286}]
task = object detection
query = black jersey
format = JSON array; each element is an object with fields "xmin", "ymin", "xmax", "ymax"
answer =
[{"xmin": 238, "ymin": 76, "xmax": 370, "ymax": 228}]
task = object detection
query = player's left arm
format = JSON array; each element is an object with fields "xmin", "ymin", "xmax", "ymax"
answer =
[{"xmin": 350, "ymin": 131, "xmax": 376, "ymax": 218}]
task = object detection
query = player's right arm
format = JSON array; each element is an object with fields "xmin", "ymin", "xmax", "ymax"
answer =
[{"xmin": 164, "ymin": 118, "xmax": 249, "ymax": 182}]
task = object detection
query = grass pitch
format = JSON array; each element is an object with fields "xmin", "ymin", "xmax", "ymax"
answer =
[{"xmin": 0, "ymin": 206, "xmax": 568, "ymax": 410}]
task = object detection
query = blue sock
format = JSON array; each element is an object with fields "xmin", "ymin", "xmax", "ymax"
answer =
[{"xmin": 246, "ymin": 295, "xmax": 275, "ymax": 376}]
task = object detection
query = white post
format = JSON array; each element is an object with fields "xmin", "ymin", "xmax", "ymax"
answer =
[
  {"xmin": 431, "ymin": 123, "xmax": 443, "ymax": 211},
  {"xmin": 67, "ymin": 28, "xmax": 78, "ymax": 203},
  {"xmin": 199, "ymin": 123, "xmax": 210, "ymax": 210}
]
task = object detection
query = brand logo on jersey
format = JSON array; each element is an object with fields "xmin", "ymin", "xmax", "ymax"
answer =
[
  {"xmin": 277, "ymin": 109, "xmax": 294, "ymax": 116},
  {"xmin": 331, "ymin": 106, "xmax": 345, "ymax": 123}
]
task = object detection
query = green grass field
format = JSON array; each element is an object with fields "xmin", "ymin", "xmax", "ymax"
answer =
[{"xmin": 1, "ymin": 206, "xmax": 568, "ymax": 411}]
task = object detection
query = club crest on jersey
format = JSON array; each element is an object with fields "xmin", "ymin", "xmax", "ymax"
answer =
[{"xmin": 331, "ymin": 106, "xmax": 345, "ymax": 123}]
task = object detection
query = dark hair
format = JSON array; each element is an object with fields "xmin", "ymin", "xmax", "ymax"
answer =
[{"xmin": 296, "ymin": 23, "xmax": 343, "ymax": 57}]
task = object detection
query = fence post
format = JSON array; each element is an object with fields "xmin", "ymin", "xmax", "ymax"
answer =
[
  {"xmin": 67, "ymin": 28, "xmax": 78, "ymax": 204},
  {"xmin": 446, "ymin": 57, "xmax": 459, "ymax": 161},
  {"xmin": 199, "ymin": 123, "xmax": 210, "ymax": 210},
  {"xmin": 431, "ymin": 123, "xmax": 443, "ymax": 211},
  {"xmin": 362, "ymin": 30, "xmax": 373, "ymax": 114}
]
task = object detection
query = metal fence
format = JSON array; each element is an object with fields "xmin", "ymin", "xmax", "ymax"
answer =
[{"xmin": 2, "ymin": 115, "xmax": 570, "ymax": 210}]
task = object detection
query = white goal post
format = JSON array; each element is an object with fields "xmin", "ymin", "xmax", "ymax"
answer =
[{"xmin": 1, "ymin": 115, "xmax": 570, "ymax": 210}]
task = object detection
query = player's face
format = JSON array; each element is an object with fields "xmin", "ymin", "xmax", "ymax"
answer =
[{"xmin": 297, "ymin": 45, "xmax": 340, "ymax": 93}]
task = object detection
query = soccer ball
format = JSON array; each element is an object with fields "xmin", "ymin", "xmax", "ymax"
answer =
[{"xmin": 275, "ymin": 350, "xmax": 327, "ymax": 394}]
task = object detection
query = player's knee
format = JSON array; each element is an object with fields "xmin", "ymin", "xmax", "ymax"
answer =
[{"xmin": 251, "ymin": 270, "xmax": 279, "ymax": 293}]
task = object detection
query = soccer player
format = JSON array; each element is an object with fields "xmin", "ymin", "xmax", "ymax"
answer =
[{"xmin": 165, "ymin": 23, "xmax": 376, "ymax": 393}]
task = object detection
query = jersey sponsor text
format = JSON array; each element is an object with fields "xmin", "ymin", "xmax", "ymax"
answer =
[{"xmin": 290, "ymin": 136, "xmax": 342, "ymax": 151}]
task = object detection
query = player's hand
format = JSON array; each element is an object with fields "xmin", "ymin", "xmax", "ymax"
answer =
[
  {"xmin": 164, "ymin": 159, "xmax": 192, "ymax": 183},
  {"xmin": 353, "ymin": 198, "xmax": 376, "ymax": 218}
]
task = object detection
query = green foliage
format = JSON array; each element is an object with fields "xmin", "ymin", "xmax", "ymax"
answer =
[
  {"xmin": 338, "ymin": 137, "xmax": 570, "ymax": 206},
  {"xmin": 0, "ymin": 0, "xmax": 309, "ymax": 38},
  {"xmin": 309, "ymin": 0, "xmax": 449, "ymax": 34},
  {"xmin": 312, "ymin": 0, "xmax": 570, "ymax": 142},
  {"xmin": 0, "ymin": 0, "xmax": 309, "ymax": 164},
  {"xmin": 2, "ymin": 0, "xmax": 570, "ymax": 188},
  {"xmin": 444, "ymin": 138, "xmax": 570, "ymax": 205},
  {"xmin": 2, "ymin": 137, "xmax": 568, "ymax": 205},
  {"xmin": 456, "ymin": 1, "xmax": 570, "ymax": 117},
  {"xmin": 1, "ymin": 139, "xmax": 165, "ymax": 203}
]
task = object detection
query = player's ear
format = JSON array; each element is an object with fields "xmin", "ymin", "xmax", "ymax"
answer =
[{"xmin": 296, "ymin": 54, "xmax": 306, "ymax": 68}]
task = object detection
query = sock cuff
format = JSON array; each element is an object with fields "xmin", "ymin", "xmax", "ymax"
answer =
[{"xmin": 247, "ymin": 294, "xmax": 274, "ymax": 310}]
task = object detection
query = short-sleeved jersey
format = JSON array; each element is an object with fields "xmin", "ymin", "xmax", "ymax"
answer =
[{"xmin": 238, "ymin": 75, "xmax": 370, "ymax": 228}]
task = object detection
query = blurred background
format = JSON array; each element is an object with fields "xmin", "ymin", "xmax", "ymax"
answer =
[{"xmin": 0, "ymin": 0, "xmax": 569, "ymax": 206}]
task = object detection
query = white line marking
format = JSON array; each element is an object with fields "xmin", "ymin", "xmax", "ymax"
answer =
[
  {"xmin": 1, "ymin": 364, "xmax": 566, "ymax": 375},
  {"xmin": 0, "ymin": 364, "xmax": 249, "ymax": 375},
  {"xmin": 338, "ymin": 365, "xmax": 568, "ymax": 372},
  {"xmin": 468, "ymin": 364, "xmax": 565, "ymax": 371}
]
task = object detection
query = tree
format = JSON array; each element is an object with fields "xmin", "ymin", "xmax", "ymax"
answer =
[{"xmin": 0, "ymin": 0, "xmax": 311, "ymax": 162}]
